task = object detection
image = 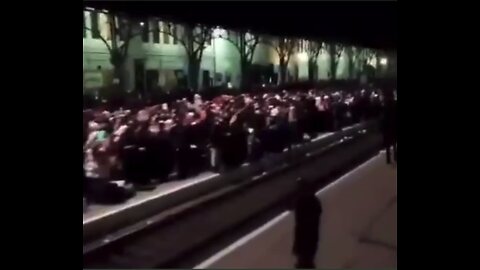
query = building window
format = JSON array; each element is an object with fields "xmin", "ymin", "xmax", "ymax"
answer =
[
  {"xmin": 152, "ymin": 20, "xmax": 160, "ymax": 44},
  {"xmin": 215, "ymin": 73, "xmax": 223, "ymax": 83},
  {"xmin": 83, "ymin": 13, "xmax": 86, "ymax": 38},
  {"xmin": 142, "ymin": 20, "xmax": 150, "ymax": 42},
  {"xmin": 101, "ymin": 14, "xmax": 112, "ymax": 40},
  {"xmin": 162, "ymin": 22, "xmax": 170, "ymax": 44},
  {"xmin": 206, "ymin": 32, "xmax": 212, "ymax": 46},
  {"xmin": 90, "ymin": 11, "xmax": 100, "ymax": 39},
  {"xmin": 118, "ymin": 17, "xmax": 125, "ymax": 42},
  {"xmin": 172, "ymin": 25, "xmax": 178, "ymax": 45}
]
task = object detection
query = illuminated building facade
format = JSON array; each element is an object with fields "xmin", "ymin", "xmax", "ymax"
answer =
[{"xmin": 83, "ymin": 8, "xmax": 395, "ymax": 92}]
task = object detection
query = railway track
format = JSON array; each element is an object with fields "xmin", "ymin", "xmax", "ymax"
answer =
[{"xmin": 84, "ymin": 127, "xmax": 382, "ymax": 269}]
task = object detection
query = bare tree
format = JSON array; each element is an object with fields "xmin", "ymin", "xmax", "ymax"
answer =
[
  {"xmin": 263, "ymin": 37, "xmax": 297, "ymax": 85},
  {"xmin": 326, "ymin": 43, "xmax": 344, "ymax": 80},
  {"xmin": 304, "ymin": 40, "xmax": 324, "ymax": 82},
  {"xmin": 344, "ymin": 46, "xmax": 356, "ymax": 79},
  {"xmin": 355, "ymin": 48, "xmax": 376, "ymax": 77},
  {"xmin": 84, "ymin": 10, "xmax": 140, "ymax": 92},
  {"xmin": 151, "ymin": 22, "xmax": 212, "ymax": 90},
  {"xmin": 182, "ymin": 24, "xmax": 212, "ymax": 90},
  {"xmin": 213, "ymin": 29, "xmax": 259, "ymax": 89}
]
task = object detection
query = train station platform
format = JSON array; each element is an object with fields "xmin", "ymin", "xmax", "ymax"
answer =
[
  {"xmin": 83, "ymin": 122, "xmax": 372, "ymax": 242},
  {"xmin": 195, "ymin": 151, "xmax": 397, "ymax": 269},
  {"xmin": 83, "ymin": 171, "xmax": 218, "ymax": 224}
]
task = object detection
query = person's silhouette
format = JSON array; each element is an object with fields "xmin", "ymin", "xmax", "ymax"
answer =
[
  {"xmin": 381, "ymin": 89, "xmax": 397, "ymax": 164},
  {"xmin": 293, "ymin": 178, "xmax": 322, "ymax": 268}
]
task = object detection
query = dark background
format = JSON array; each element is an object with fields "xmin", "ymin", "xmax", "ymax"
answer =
[
  {"xmin": 84, "ymin": 1, "xmax": 397, "ymax": 50},
  {"xmin": 3, "ymin": 1, "xmax": 470, "ymax": 270}
]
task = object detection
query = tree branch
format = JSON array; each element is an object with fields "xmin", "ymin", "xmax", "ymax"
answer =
[
  {"xmin": 216, "ymin": 35, "xmax": 242, "ymax": 52},
  {"xmin": 214, "ymin": 31, "xmax": 259, "ymax": 64},
  {"xmin": 260, "ymin": 37, "xmax": 281, "ymax": 56},
  {"xmin": 139, "ymin": 22, "xmax": 189, "ymax": 52},
  {"xmin": 336, "ymin": 44, "xmax": 344, "ymax": 59},
  {"xmin": 119, "ymin": 24, "xmax": 134, "ymax": 58},
  {"xmin": 84, "ymin": 26, "xmax": 112, "ymax": 52},
  {"xmin": 247, "ymin": 38, "xmax": 259, "ymax": 63}
]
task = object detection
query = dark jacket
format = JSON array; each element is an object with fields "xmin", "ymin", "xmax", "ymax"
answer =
[
  {"xmin": 381, "ymin": 101, "xmax": 397, "ymax": 143},
  {"xmin": 293, "ymin": 194, "xmax": 322, "ymax": 257}
]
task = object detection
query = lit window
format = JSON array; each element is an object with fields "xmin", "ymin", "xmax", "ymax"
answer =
[{"xmin": 100, "ymin": 13, "xmax": 112, "ymax": 40}]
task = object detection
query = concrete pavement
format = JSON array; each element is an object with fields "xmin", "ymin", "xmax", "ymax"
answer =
[{"xmin": 196, "ymin": 152, "xmax": 397, "ymax": 269}]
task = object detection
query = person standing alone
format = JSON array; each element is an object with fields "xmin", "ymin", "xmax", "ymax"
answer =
[
  {"xmin": 293, "ymin": 178, "xmax": 322, "ymax": 268},
  {"xmin": 381, "ymin": 89, "xmax": 397, "ymax": 164}
]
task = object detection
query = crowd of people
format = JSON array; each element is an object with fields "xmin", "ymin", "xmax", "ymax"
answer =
[{"xmin": 83, "ymin": 88, "xmax": 388, "ymax": 205}]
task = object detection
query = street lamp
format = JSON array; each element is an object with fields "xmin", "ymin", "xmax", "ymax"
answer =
[{"xmin": 380, "ymin": 57, "xmax": 388, "ymax": 65}]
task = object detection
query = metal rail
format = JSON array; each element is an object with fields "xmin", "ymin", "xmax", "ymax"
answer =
[{"xmin": 84, "ymin": 126, "xmax": 381, "ymax": 268}]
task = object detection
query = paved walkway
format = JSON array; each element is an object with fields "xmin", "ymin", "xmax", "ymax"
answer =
[
  {"xmin": 83, "ymin": 171, "xmax": 218, "ymax": 224},
  {"xmin": 196, "ymin": 152, "xmax": 397, "ymax": 269}
]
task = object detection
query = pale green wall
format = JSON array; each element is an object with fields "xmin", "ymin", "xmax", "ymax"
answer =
[
  {"xmin": 83, "ymin": 12, "xmax": 261, "ymax": 90},
  {"xmin": 83, "ymin": 9, "xmax": 396, "ymax": 91}
]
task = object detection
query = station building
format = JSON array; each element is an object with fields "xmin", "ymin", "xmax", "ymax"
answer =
[{"xmin": 83, "ymin": 8, "xmax": 395, "ymax": 92}]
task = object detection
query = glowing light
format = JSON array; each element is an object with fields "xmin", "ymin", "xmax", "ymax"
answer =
[
  {"xmin": 380, "ymin": 58, "xmax": 388, "ymax": 65},
  {"xmin": 213, "ymin": 28, "xmax": 224, "ymax": 37},
  {"xmin": 227, "ymin": 82, "xmax": 233, "ymax": 89},
  {"xmin": 140, "ymin": 22, "xmax": 145, "ymax": 26},
  {"xmin": 262, "ymin": 84, "xmax": 266, "ymax": 87},
  {"xmin": 297, "ymin": 52, "xmax": 308, "ymax": 62}
]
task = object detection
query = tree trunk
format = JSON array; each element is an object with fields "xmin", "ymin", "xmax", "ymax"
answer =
[
  {"xmin": 111, "ymin": 63, "xmax": 127, "ymax": 94},
  {"xmin": 240, "ymin": 58, "xmax": 250, "ymax": 90},
  {"xmin": 279, "ymin": 58, "xmax": 287, "ymax": 85},
  {"xmin": 376, "ymin": 55, "xmax": 382, "ymax": 78},
  {"xmin": 345, "ymin": 49, "xmax": 355, "ymax": 79},
  {"xmin": 330, "ymin": 61, "xmax": 337, "ymax": 81},
  {"xmin": 329, "ymin": 58, "xmax": 337, "ymax": 81},
  {"xmin": 308, "ymin": 59, "xmax": 316, "ymax": 82},
  {"xmin": 348, "ymin": 57, "xmax": 355, "ymax": 80},
  {"xmin": 187, "ymin": 56, "xmax": 200, "ymax": 90},
  {"xmin": 358, "ymin": 59, "xmax": 367, "ymax": 79},
  {"xmin": 328, "ymin": 45, "xmax": 337, "ymax": 81},
  {"xmin": 110, "ymin": 48, "xmax": 128, "ymax": 93}
]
